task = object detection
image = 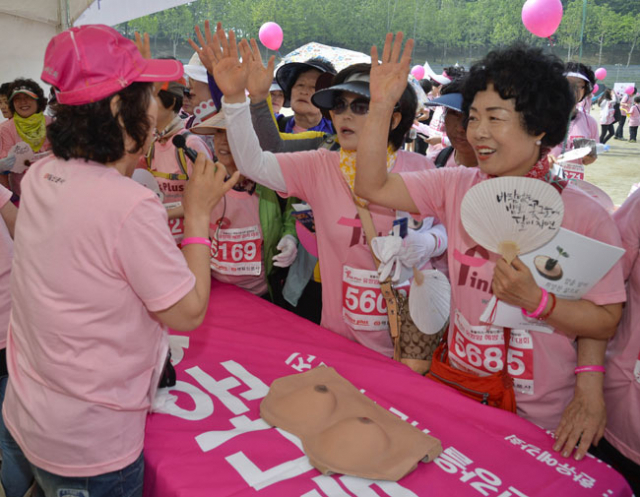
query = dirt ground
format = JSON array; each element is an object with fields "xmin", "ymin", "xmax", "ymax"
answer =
[{"xmin": 584, "ymin": 106, "xmax": 639, "ymax": 207}]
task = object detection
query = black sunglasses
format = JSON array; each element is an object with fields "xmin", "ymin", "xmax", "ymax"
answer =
[
  {"xmin": 331, "ymin": 97, "xmax": 370, "ymax": 116},
  {"xmin": 183, "ymin": 88, "xmax": 192, "ymax": 97}
]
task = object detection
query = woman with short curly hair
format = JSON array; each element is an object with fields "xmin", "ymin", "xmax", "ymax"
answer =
[
  {"xmin": 356, "ymin": 36, "xmax": 625, "ymax": 462},
  {"xmin": 0, "ymin": 78, "xmax": 51, "ymax": 196}
]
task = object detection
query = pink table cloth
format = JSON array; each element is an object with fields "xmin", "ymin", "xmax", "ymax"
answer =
[{"xmin": 143, "ymin": 282, "xmax": 632, "ymax": 497}]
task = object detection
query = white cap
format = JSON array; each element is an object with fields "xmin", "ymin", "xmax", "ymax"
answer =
[{"xmin": 183, "ymin": 52, "xmax": 209, "ymax": 83}]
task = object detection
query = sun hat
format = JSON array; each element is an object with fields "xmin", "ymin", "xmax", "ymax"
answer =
[
  {"xmin": 276, "ymin": 58, "xmax": 336, "ymax": 106},
  {"xmin": 190, "ymin": 111, "xmax": 227, "ymax": 135},
  {"xmin": 311, "ymin": 72, "xmax": 370, "ymax": 110},
  {"xmin": 183, "ymin": 52, "xmax": 209, "ymax": 84},
  {"xmin": 423, "ymin": 93, "xmax": 463, "ymax": 113},
  {"xmin": 269, "ymin": 81, "xmax": 283, "ymax": 93},
  {"xmin": 42, "ymin": 24, "xmax": 183, "ymax": 106}
]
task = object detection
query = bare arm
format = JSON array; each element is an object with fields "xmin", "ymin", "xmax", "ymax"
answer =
[
  {"xmin": 0, "ymin": 199, "xmax": 16, "ymax": 239},
  {"xmin": 153, "ymin": 153, "xmax": 239, "ymax": 331},
  {"xmin": 354, "ymin": 33, "xmax": 419, "ymax": 213},
  {"xmin": 553, "ymin": 337, "xmax": 607, "ymax": 461},
  {"xmin": 493, "ymin": 257, "xmax": 622, "ymax": 340}
]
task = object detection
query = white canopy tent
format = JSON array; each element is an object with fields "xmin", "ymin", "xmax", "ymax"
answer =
[{"xmin": 0, "ymin": 0, "xmax": 191, "ymax": 85}]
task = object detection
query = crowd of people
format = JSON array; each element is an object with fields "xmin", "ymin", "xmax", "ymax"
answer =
[{"xmin": 0, "ymin": 18, "xmax": 636, "ymax": 497}]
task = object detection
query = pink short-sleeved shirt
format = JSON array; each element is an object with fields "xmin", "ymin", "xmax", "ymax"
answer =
[
  {"xmin": 628, "ymin": 103, "xmax": 640, "ymax": 127},
  {"xmin": 400, "ymin": 166, "xmax": 626, "ymax": 430},
  {"xmin": 208, "ymin": 189, "xmax": 267, "ymax": 296},
  {"xmin": 607, "ymin": 189, "xmax": 640, "ymax": 465},
  {"xmin": 3, "ymin": 156, "xmax": 195, "ymax": 477},
  {"xmin": 278, "ymin": 149, "xmax": 431, "ymax": 356},
  {"xmin": 0, "ymin": 184, "xmax": 12, "ymax": 349},
  {"xmin": 550, "ymin": 110, "xmax": 599, "ymax": 173}
]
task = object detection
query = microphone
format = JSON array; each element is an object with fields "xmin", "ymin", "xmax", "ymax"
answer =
[{"xmin": 172, "ymin": 134, "xmax": 199, "ymax": 163}]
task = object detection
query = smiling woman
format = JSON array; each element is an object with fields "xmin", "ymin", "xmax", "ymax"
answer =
[
  {"xmin": 355, "ymin": 36, "xmax": 626, "ymax": 462},
  {"xmin": 203, "ymin": 26, "xmax": 447, "ymax": 358},
  {"xmin": 0, "ymin": 78, "xmax": 51, "ymax": 197}
]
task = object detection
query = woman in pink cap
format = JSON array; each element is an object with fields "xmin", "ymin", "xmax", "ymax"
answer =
[{"xmin": 0, "ymin": 24, "xmax": 237, "ymax": 497}]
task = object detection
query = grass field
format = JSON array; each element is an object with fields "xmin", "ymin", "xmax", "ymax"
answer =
[{"xmin": 585, "ymin": 106, "xmax": 640, "ymax": 207}]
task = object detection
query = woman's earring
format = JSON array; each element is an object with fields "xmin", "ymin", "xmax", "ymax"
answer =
[{"xmin": 535, "ymin": 140, "xmax": 542, "ymax": 146}]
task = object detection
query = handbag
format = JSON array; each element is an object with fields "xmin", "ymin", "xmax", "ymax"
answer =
[
  {"xmin": 354, "ymin": 201, "xmax": 445, "ymax": 375},
  {"xmin": 427, "ymin": 328, "xmax": 517, "ymax": 412}
]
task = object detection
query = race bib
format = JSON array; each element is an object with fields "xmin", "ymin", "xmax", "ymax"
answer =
[
  {"xmin": 210, "ymin": 225, "xmax": 262, "ymax": 276},
  {"xmin": 342, "ymin": 266, "xmax": 409, "ymax": 332},
  {"xmin": 169, "ymin": 218, "xmax": 184, "ymax": 243},
  {"xmin": 449, "ymin": 310, "xmax": 535, "ymax": 395},
  {"xmin": 563, "ymin": 163, "xmax": 584, "ymax": 180}
]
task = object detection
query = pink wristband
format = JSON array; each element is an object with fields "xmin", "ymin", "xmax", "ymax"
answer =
[
  {"xmin": 574, "ymin": 365, "xmax": 605, "ymax": 374},
  {"xmin": 181, "ymin": 237, "xmax": 211, "ymax": 248},
  {"xmin": 521, "ymin": 288, "xmax": 548, "ymax": 319}
]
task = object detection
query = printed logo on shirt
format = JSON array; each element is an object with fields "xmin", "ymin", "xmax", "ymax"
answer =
[
  {"xmin": 337, "ymin": 214, "xmax": 383, "ymax": 248},
  {"xmin": 454, "ymin": 244, "xmax": 493, "ymax": 295},
  {"xmin": 44, "ymin": 173, "xmax": 65, "ymax": 184}
]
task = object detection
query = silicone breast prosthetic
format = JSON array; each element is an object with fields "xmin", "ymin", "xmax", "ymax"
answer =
[{"xmin": 260, "ymin": 366, "xmax": 442, "ymax": 481}]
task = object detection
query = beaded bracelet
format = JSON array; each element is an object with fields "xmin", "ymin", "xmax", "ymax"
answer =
[
  {"xmin": 181, "ymin": 237, "xmax": 211, "ymax": 248},
  {"xmin": 574, "ymin": 365, "xmax": 606, "ymax": 374},
  {"xmin": 522, "ymin": 288, "xmax": 548, "ymax": 319}
]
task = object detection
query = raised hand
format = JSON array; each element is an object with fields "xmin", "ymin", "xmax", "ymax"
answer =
[
  {"xmin": 188, "ymin": 20, "xmax": 216, "ymax": 74},
  {"xmin": 189, "ymin": 23, "xmax": 249, "ymax": 102},
  {"xmin": 241, "ymin": 39, "xmax": 276, "ymax": 103},
  {"xmin": 369, "ymin": 32, "xmax": 414, "ymax": 108},
  {"xmin": 134, "ymin": 32, "xmax": 151, "ymax": 59}
]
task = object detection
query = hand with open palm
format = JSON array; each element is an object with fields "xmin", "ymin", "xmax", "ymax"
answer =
[
  {"xmin": 243, "ymin": 39, "xmax": 276, "ymax": 103},
  {"xmin": 188, "ymin": 22, "xmax": 248, "ymax": 103},
  {"xmin": 369, "ymin": 32, "xmax": 414, "ymax": 109}
]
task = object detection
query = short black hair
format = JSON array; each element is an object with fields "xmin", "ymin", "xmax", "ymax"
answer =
[
  {"xmin": 48, "ymin": 82, "xmax": 153, "ymax": 164},
  {"xmin": 158, "ymin": 90, "xmax": 183, "ymax": 113},
  {"xmin": 419, "ymin": 79, "xmax": 433, "ymax": 95},
  {"xmin": 444, "ymin": 65, "xmax": 466, "ymax": 81},
  {"xmin": 565, "ymin": 61, "xmax": 595, "ymax": 96},
  {"xmin": 462, "ymin": 44, "xmax": 573, "ymax": 148},
  {"xmin": 330, "ymin": 63, "xmax": 417, "ymax": 151},
  {"xmin": 8, "ymin": 78, "xmax": 47, "ymax": 114},
  {"xmin": 635, "ymin": 95, "xmax": 640, "ymax": 104},
  {"xmin": 0, "ymin": 83, "xmax": 11, "ymax": 98},
  {"xmin": 441, "ymin": 78, "xmax": 465, "ymax": 96}
]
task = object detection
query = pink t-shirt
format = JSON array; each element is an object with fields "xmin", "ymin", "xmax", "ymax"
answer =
[
  {"xmin": 599, "ymin": 100, "xmax": 616, "ymax": 125},
  {"xmin": 0, "ymin": 184, "xmax": 12, "ymax": 349},
  {"xmin": 278, "ymin": 149, "xmax": 431, "ymax": 356},
  {"xmin": 628, "ymin": 103, "xmax": 640, "ymax": 127},
  {"xmin": 607, "ymin": 189, "xmax": 640, "ymax": 465},
  {"xmin": 0, "ymin": 116, "xmax": 53, "ymax": 197},
  {"xmin": 550, "ymin": 109, "xmax": 599, "ymax": 165},
  {"xmin": 3, "ymin": 156, "xmax": 195, "ymax": 477},
  {"xmin": 208, "ymin": 188, "xmax": 268, "ymax": 296},
  {"xmin": 142, "ymin": 129, "xmax": 212, "ymax": 242},
  {"xmin": 400, "ymin": 166, "xmax": 626, "ymax": 430}
]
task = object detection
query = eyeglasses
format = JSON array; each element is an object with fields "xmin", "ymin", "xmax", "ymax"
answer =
[
  {"xmin": 331, "ymin": 98, "xmax": 370, "ymax": 115},
  {"xmin": 183, "ymin": 88, "xmax": 192, "ymax": 97}
]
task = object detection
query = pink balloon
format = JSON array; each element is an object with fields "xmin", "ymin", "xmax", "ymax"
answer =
[
  {"xmin": 595, "ymin": 68, "xmax": 607, "ymax": 80},
  {"xmin": 593, "ymin": 84, "xmax": 599, "ymax": 93},
  {"xmin": 625, "ymin": 85, "xmax": 636, "ymax": 95},
  {"xmin": 521, "ymin": 0, "xmax": 563, "ymax": 38},
  {"xmin": 411, "ymin": 65, "xmax": 425, "ymax": 80},
  {"xmin": 259, "ymin": 22, "xmax": 283, "ymax": 51}
]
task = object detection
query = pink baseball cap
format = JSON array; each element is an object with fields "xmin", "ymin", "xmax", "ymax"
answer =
[{"xmin": 42, "ymin": 24, "xmax": 184, "ymax": 106}]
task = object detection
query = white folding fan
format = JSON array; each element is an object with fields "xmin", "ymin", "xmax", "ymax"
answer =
[
  {"xmin": 131, "ymin": 169, "xmax": 164, "ymax": 202},
  {"xmin": 460, "ymin": 177, "xmax": 564, "ymax": 263},
  {"xmin": 409, "ymin": 269, "xmax": 451, "ymax": 335}
]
